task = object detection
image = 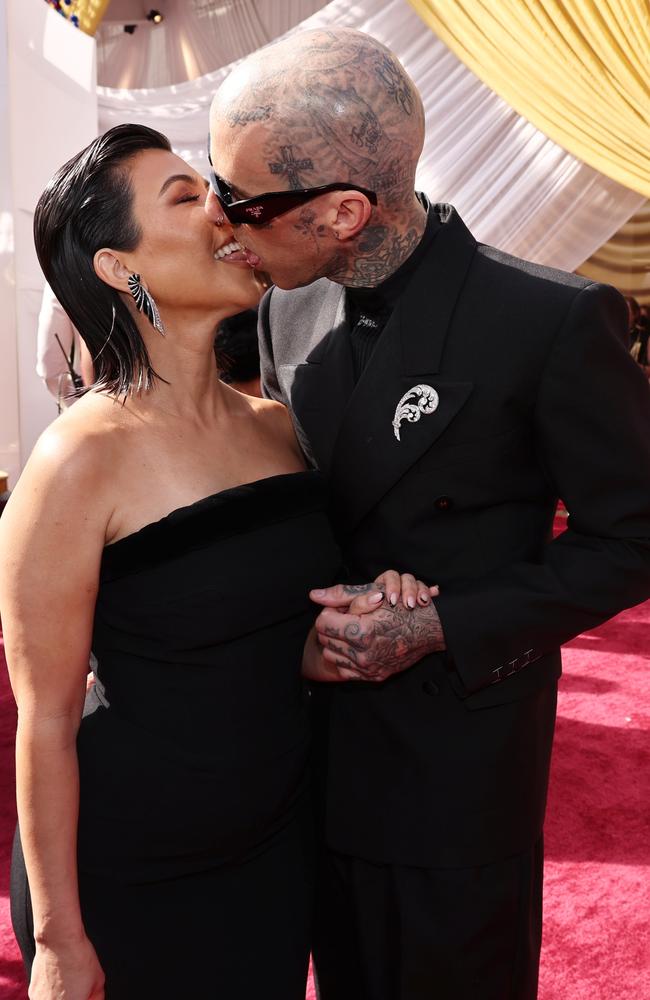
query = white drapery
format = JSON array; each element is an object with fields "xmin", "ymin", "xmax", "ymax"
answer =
[
  {"xmin": 97, "ymin": 0, "xmax": 645, "ymax": 272},
  {"xmin": 97, "ymin": 0, "xmax": 330, "ymax": 90}
]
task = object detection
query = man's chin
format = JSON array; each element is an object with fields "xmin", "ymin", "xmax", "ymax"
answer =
[
  {"xmin": 271, "ymin": 275, "xmax": 312, "ymax": 291},
  {"xmin": 270, "ymin": 273, "xmax": 325, "ymax": 292}
]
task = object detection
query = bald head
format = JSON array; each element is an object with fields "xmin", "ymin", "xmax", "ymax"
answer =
[
  {"xmin": 208, "ymin": 29, "xmax": 427, "ymax": 288},
  {"xmin": 210, "ymin": 28, "xmax": 424, "ymax": 210}
]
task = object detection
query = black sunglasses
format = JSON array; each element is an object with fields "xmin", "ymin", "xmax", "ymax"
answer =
[{"xmin": 206, "ymin": 146, "xmax": 377, "ymax": 226}]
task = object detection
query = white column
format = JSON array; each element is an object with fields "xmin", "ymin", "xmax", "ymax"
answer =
[
  {"xmin": 0, "ymin": 0, "xmax": 97, "ymax": 487},
  {"xmin": 0, "ymin": 1, "xmax": 20, "ymax": 485}
]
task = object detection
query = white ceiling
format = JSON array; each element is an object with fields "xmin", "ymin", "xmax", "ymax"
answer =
[{"xmin": 97, "ymin": 0, "xmax": 329, "ymax": 89}]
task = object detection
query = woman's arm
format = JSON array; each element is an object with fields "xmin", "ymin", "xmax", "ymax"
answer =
[{"xmin": 0, "ymin": 424, "xmax": 110, "ymax": 996}]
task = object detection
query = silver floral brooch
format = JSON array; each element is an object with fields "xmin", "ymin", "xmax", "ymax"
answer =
[{"xmin": 392, "ymin": 384, "xmax": 439, "ymax": 441}]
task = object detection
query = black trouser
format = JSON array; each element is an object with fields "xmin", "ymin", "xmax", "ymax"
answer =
[{"xmin": 313, "ymin": 838, "xmax": 544, "ymax": 1000}]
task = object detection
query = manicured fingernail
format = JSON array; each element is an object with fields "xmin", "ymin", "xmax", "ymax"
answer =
[
  {"xmin": 370, "ymin": 591, "xmax": 383, "ymax": 603},
  {"xmin": 311, "ymin": 589, "xmax": 326, "ymax": 597},
  {"xmin": 390, "ymin": 592, "xmax": 398, "ymax": 606},
  {"xmin": 420, "ymin": 593, "xmax": 429, "ymax": 603},
  {"xmin": 407, "ymin": 596, "xmax": 415, "ymax": 608}
]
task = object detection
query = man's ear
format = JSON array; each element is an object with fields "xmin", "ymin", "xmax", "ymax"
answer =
[
  {"xmin": 332, "ymin": 192, "xmax": 374, "ymax": 242},
  {"xmin": 93, "ymin": 249, "xmax": 132, "ymax": 293}
]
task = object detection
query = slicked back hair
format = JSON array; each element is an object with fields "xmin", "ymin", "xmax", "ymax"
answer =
[{"xmin": 33, "ymin": 124, "xmax": 172, "ymax": 396}]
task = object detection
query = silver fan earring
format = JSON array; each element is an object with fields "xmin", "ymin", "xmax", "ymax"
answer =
[{"xmin": 128, "ymin": 273, "xmax": 165, "ymax": 336}]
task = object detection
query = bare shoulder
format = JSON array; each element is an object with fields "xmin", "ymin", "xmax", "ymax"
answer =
[
  {"xmin": 227, "ymin": 389, "xmax": 305, "ymax": 468},
  {"xmin": 31, "ymin": 392, "xmax": 127, "ymax": 481},
  {"xmin": 2, "ymin": 392, "xmax": 131, "ymax": 544},
  {"xmin": 248, "ymin": 394, "xmax": 301, "ymax": 448},
  {"xmin": 246, "ymin": 393, "xmax": 289, "ymax": 421}
]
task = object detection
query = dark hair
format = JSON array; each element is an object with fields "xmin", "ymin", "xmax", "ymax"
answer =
[
  {"xmin": 33, "ymin": 124, "xmax": 172, "ymax": 395},
  {"xmin": 215, "ymin": 309, "xmax": 260, "ymax": 384}
]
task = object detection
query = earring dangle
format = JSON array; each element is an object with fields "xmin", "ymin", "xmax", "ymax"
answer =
[{"xmin": 128, "ymin": 273, "xmax": 165, "ymax": 336}]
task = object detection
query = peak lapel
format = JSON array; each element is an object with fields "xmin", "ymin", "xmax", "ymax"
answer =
[{"xmin": 329, "ymin": 207, "xmax": 477, "ymax": 532}]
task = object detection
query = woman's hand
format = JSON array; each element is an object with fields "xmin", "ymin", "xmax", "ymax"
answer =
[
  {"xmin": 310, "ymin": 572, "xmax": 439, "ymax": 613},
  {"xmin": 30, "ymin": 936, "xmax": 105, "ymax": 1000},
  {"xmin": 373, "ymin": 569, "xmax": 439, "ymax": 609}
]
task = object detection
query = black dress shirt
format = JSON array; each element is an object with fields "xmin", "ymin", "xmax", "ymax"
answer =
[{"xmin": 347, "ymin": 196, "xmax": 440, "ymax": 379}]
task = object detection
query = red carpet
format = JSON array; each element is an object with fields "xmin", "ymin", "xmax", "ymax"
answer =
[
  {"xmin": 2, "ymin": 544, "xmax": 649, "ymax": 997},
  {"xmin": 0, "ymin": 634, "xmax": 23, "ymax": 1000}
]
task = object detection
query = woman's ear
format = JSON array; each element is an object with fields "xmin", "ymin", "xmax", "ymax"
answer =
[
  {"xmin": 332, "ymin": 193, "xmax": 374, "ymax": 242},
  {"xmin": 93, "ymin": 249, "xmax": 131, "ymax": 293}
]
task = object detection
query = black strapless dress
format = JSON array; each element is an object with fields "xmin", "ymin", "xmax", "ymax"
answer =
[{"xmin": 11, "ymin": 471, "xmax": 340, "ymax": 999}]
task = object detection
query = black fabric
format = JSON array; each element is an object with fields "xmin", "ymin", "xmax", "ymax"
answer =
[
  {"xmin": 348, "ymin": 309, "xmax": 389, "ymax": 380},
  {"xmin": 10, "ymin": 827, "xmax": 34, "ymax": 971},
  {"xmin": 12, "ymin": 804, "xmax": 316, "ymax": 1000},
  {"xmin": 312, "ymin": 841, "xmax": 544, "ymax": 1000},
  {"xmin": 346, "ymin": 198, "xmax": 440, "ymax": 379},
  {"xmin": 10, "ymin": 470, "xmax": 341, "ymax": 997},
  {"xmin": 258, "ymin": 202, "xmax": 650, "ymax": 868}
]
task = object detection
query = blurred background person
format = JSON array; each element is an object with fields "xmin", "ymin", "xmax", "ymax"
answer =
[
  {"xmin": 36, "ymin": 282, "xmax": 94, "ymax": 410},
  {"xmin": 215, "ymin": 307, "xmax": 262, "ymax": 397},
  {"xmin": 627, "ymin": 298, "xmax": 649, "ymax": 375}
]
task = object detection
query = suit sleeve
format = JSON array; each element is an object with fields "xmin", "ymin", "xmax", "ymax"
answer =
[
  {"xmin": 435, "ymin": 282, "xmax": 650, "ymax": 696},
  {"xmin": 258, "ymin": 286, "xmax": 287, "ymax": 405}
]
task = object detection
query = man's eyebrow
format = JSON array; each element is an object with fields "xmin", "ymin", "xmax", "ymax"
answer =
[{"xmin": 158, "ymin": 173, "xmax": 198, "ymax": 197}]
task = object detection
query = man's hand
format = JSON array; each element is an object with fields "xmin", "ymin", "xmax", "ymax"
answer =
[{"xmin": 314, "ymin": 600, "xmax": 446, "ymax": 682}]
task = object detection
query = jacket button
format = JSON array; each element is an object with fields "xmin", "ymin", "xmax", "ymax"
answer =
[
  {"xmin": 434, "ymin": 495, "xmax": 453, "ymax": 511},
  {"xmin": 422, "ymin": 679, "xmax": 440, "ymax": 696}
]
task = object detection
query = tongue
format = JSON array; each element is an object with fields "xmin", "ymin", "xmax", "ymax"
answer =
[
  {"xmin": 219, "ymin": 250, "xmax": 249, "ymax": 263},
  {"xmin": 245, "ymin": 250, "xmax": 261, "ymax": 267},
  {"xmin": 220, "ymin": 248, "xmax": 261, "ymax": 267}
]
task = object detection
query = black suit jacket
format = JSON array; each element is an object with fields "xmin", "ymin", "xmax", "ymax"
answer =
[{"xmin": 259, "ymin": 204, "xmax": 650, "ymax": 867}]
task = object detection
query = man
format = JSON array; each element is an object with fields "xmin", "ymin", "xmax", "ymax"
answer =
[{"xmin": 206, "ymin": 28, "xmax": 650, "ymax": 999}]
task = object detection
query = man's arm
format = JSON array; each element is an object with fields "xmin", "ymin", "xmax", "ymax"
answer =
[
  {"xmin": 313, "ymin": 283, "xmax": 650, "ymax": 693},
  {"xmin": 435, "ymin": 282, "xmax": 650, "ymax": 695}
]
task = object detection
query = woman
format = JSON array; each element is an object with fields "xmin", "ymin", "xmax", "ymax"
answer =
[{"xmin": 0, "ymin": 125, "xmax": 431, "ymax": 999}]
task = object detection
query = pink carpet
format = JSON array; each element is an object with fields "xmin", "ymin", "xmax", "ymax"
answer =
[{"xmin": 2, "ymin": 543, "xmax": 649, "ymax": 997}]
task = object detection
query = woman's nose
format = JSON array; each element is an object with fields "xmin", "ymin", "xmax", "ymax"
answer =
[{"xmin": 205, "ymin": 186, "xmax": 225, "ymax": 226}]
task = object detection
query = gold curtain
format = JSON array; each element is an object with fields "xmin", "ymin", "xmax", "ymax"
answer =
[
  {"xmin": 577, "ymin": 200, "xmax": 650, "ymax": 304},
  {"xmin": 406, "ymin": 1, "xmax": 650, "ymax": 198},
  {"xmin": 60, "ymin": 0, "xmax": 111, "ymax": 36}
]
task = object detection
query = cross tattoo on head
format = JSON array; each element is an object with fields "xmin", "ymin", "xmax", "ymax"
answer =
[{"xmin": 269, "ymin": 145, "xmax": 314, "ymax": 190}]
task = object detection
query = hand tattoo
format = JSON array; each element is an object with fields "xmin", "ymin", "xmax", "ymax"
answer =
[{"xmin": 318, "ymin": 603, "xmax": 445, "ymax": 681}]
